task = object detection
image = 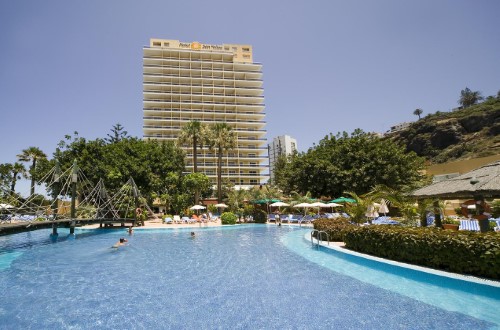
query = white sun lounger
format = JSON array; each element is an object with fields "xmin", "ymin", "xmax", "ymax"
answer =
[{"xmin": 459, "ymin": 219, "xmax": 480, "ymax": 231}]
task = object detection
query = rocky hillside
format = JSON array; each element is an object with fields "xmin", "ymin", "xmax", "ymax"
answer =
[{"xmin": 387, "ymin": 98, "xmax": 500, "ymax": 164}]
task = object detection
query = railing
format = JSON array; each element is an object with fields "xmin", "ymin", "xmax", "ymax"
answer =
[
  {"xmin": 143, "ymin": 81, "xmax": 263, "ymax": 91},
  {"xmin": 310, "ymin": 230, "xmax": 330, "ymax": 249}
]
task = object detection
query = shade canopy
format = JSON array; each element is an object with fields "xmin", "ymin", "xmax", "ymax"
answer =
[
  {"xmin": 378, "ymin": 199, "xmax": 389, "ymax": 214},
  {"xmin": 412, "ymin": 161, "xmax": 500, "ymax": 199},
  {"xmin": 293, "ymin": 203, "xmax": 312, "ymax": 208},
  {"xmin": 270, "ymin": 202, "xmax": 290, "ymax": 207},
  {"xmin": 190, "ymin": 205, "xmax": 206, "ymax": 210},
  {"xmin": 214, "ymin": 203, "xmax": 228, "ymax": 208},
  {"xmin": 310, "ymin": 202, "xmax": 331, "ymax": 208},
  {"xmin": 251, "ymin": 199, "xmax": 281, "ymax": 204},
  {"xmin": 329, "ymin": 197, "xmax": 356, "ymax": 204},
  {"xmin": 0, "ymin": 203, "xmax": 14, "ymax": 209}
]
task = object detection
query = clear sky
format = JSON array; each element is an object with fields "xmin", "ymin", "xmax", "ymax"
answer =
[{"xmin": 1, "ymin": 0, "xmax": 499, "ymax": 194}]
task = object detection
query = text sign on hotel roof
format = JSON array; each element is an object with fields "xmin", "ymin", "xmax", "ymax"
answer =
[{"xmin": 179, "ymin": 41, "xmax": 224, "ymax": 51}]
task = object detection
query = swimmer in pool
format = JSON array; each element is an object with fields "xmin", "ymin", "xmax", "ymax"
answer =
[{"xmin": 112, "ymin": 238, "xmax": 128, "ymax": 248}]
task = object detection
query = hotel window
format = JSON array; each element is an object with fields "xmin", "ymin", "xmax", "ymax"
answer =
[
  {"xmin": 242, "ymin": 47, "xmax": 250, "ymax": 52},
  {"xmin": 250, "ymin": 179, "xmax": 257, "ymax": 184},
  {"xmin": 153, "ymin": 41, "xmax": 161, "ymax": 46}
]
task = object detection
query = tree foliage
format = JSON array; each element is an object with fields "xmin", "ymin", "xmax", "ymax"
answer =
[
  {"xmin": 413, "ymin": 108, "xmax": 423, "ymax": 120},
  {"xmin": 206, "ymin": 123, "xmax": 236, "ymax": 202},
  {"xmin": 17, "ymin": 146, "xmax": 47, "ymax": 196},
  {"xmin": 459, "ymin": 87, "xmax": 483, "ymax": 108},
  {"xmin": 41, "ymin": 135, "xmax": 186, "ymax": 204},
  {"xmin": 274, "ymin": 129, "xmax": 425, "ymax": 198},
  {"xmin": 105, "ymin": 123, "xmax": 129, "ymax": 144}
]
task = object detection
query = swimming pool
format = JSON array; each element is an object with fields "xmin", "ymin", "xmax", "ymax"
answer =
[{"xmin": 0, "ymin": 225, "xmax": 498, "ymax": 329}]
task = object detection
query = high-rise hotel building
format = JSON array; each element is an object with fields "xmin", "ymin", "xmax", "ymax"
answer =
[{"xmin": 143, "ymin": 39, "xmax": 267, "ymax": 188}]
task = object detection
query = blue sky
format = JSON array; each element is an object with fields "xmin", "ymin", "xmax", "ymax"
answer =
[{"xmin": 1, "ymin": 0, "xmax": 499, "ymax": 194}]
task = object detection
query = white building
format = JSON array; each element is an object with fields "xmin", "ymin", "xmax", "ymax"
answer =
[
  {"xmin": 268, "ymin": 135, "xmax": 297, "ymax": 182},
  {"xmin": 143, "ymin": 39, "xmax": 268, "ymax": 188}
]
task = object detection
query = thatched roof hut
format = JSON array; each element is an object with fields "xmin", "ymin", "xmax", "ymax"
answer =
[{"xmin": 412, "ymin": 161, "xmax": 500, "ymax": 199}]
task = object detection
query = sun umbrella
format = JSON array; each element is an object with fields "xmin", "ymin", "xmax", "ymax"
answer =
[
  {"xmin": 365, "ymin": 204, "xmax": 379, "ymax": 218},
  {"xmin": 378, "ymin": 199, "xmax": 389, "ymax": 215},
  {"xmin": 328, "ymin": 202, "xmax": 342, "ymax": 207},
  {"xmin": 294, "ymin": 202, "xmax": 312, "ymax": 208},
  {"xmin": 270, "ymin": 202, "xmax": 290, "ymax": 207},
  {"xmin": 310, "ymin": 202, "xmax": 330, "ymax": 208},
  {"xmin": 214, "ymin": 203, "xmax": 228, "ymax": 208},
  {"xmin": 330, "ymin": 197, "xmax": 356, "ymax": 204},
  {"xmin": 0, "ymin": 204, "xmax": 14, "ymax": 209}
]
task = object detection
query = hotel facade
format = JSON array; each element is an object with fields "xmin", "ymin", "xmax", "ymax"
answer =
[
  {"xmin": 143, "ymin": 39, "xmax": 267, "ymax": 188},
  {"xmin": 268, "ymin": 135, "xmax": 298, "ymax": 182}
]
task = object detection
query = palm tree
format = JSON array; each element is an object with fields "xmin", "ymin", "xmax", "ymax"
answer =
[
  {"xmin": 413, "ymin": 108, "xmax": 423, "ymax": 120},
  {"xmin": 207, "ymin": 123, "xmax": 236, "ymax": 203},
  {"xmin": 459, "ymin": 87, "xmax": 483, "ymax": 108},
  {"xmin": 178, "ymin": 120, "xmax": 207, "ymax": 174},
  {"xmin": 17, "ymin": 147, "xmax": 46, "ymax": 196},
  {"xmin": 178, "ymin": 120, "xmax": 207, "ymax": 204},
  {"xmin": 8, "ymin": 162, "xmax": 27, "ymax": 194}
]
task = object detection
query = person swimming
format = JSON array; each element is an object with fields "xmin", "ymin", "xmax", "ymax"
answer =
[
  {"xmin": 190, "ymin": 232, "xmax": 195, "ymax": 238},
  {"xmin": 112, "ymin": 238, "xmax": 128, "ymax": 248}
]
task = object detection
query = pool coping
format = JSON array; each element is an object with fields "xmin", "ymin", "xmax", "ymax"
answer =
[{"xmin": 304, "ymin": 233, "xmax": 500, "ymax": 288}]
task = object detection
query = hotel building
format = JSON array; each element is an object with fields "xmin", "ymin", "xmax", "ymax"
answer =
[
  {"xmin": 268, "ymin": 135, "xmax": 298, "ymax": 182},
  {"xmin": 143, "ymin": 39, "xmax": 267, "ymax": 188}
]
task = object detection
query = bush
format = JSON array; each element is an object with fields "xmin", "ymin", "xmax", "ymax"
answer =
[
  {"xmin": 343, "ymin": 226, "xmax": 500, "ymax": 279},
  {"xmin": 313, "ymin": 217, "xmax": 354, "ymax": 242},
  {"xmin": 252, "ymin": 209, "xmax": 267, "ymax": 224},
  {"xmin": 221, "ymin": 212, "xmax": 237, "ymax": 225}
]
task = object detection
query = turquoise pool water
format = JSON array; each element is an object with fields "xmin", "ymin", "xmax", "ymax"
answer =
[{"xmin": 0, "ymin": 225, "xmax": 498, "ymax": 329}]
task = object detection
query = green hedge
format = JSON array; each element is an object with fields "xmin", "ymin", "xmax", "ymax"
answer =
[
  {"xmin": 252, "ymin": 209, "xmax": 267, "ymax": 224},
  {"xmin": 221, "ymin": 212, "xmax": 237, "ymax": 225},
  {"xmin": 313, "ymin": 217, "xmax": 354, "ymax": 242},
  {"xmin": 343, "ymin": 226, "xmax": 500, "ymax": 279}
]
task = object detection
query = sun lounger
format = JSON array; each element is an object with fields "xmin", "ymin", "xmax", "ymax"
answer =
[
  {"xmin": 459, "ymin": 219, "xmax": 480, "ymax": 231},
  {"xmin": 173, "ymin": 215, "xmax": 182, "ymax": 224},
  {"xmin": 164, "ymin": 217, "xmax": 173, "ymax": 224}
]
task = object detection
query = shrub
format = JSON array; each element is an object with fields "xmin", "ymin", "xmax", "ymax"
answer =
[
  {"xmin": 221, "ymin": 212, "xmax": 237, "ymax": 225},
  {"xmin": 252, "ymin": 209, "xmax": 267, "ymax": 224},
  {"xmin": 313, "ymin": 217, "xmax": 354, "ymax": 242},
  {"xmin": 343, "ymin": 226, "xmax": 500, "ymax": 279}
]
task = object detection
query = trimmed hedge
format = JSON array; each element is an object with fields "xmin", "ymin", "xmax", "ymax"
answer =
[
  {"xmin": 313, "ymin": 217, "xmax": 354, "ymax": 242},
  {"xmin": 252, "ymin": 209, "xmax": 267, "ymax": 224},
  {"xmin": 343, "ymin": 226, "xmax": 500, "ymax": 279},
  {"xmin": 221, "ymin": 212, "xmax": 237, "ymax": 225}
]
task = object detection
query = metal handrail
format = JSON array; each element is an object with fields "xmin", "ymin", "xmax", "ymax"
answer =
[{"xmin": 310, "ymin": 230, "xmax": 330, "ymax": 249}]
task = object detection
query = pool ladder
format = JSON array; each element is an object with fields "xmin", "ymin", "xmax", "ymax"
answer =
[{"xmin": 311, "ymin": 230, "xmax": 329, "ymax": 249}]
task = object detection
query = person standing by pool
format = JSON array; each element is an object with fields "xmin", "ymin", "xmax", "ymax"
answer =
[{"xmin": 275, "ymin": 210, "xmax": 281, "ymax": 226}]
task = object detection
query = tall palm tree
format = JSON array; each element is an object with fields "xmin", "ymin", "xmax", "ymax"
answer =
[
  {"xmin": 178, "ymin": 120, "xmax": 207, "ymax": 173},
  {"xmin": 207, "ymin": 123, "xmax": 236, "ymax": 203},
  {"xmin": 17, "ymin": 147, "xmax": 47, "ymax": 196},
  {"xmin": 178, "ymin": 120, "xmax": 207, "ymax": 204},
  {"xmin": 8, "ymin": 162, "xmax": 27, "ymax": 194},
  {"xmin": 459, "ymin": 87, "xmax": 483, "ymax": 108},
  {"xmin": 413, "ymin": 108, "xmax": 423, "ymax": 120}
]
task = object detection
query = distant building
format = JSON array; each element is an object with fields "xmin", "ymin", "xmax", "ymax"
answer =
[
  {"xmin": 142, "ymin": 38, "xmax": 268, "ymax": 188},
  {"xmin": 268, "ymin": 135, "xmax": 297, "ymax": 182},
  {"xmin": 386, "ymin": 122, "xmax": 411, "ymax": 134}
]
